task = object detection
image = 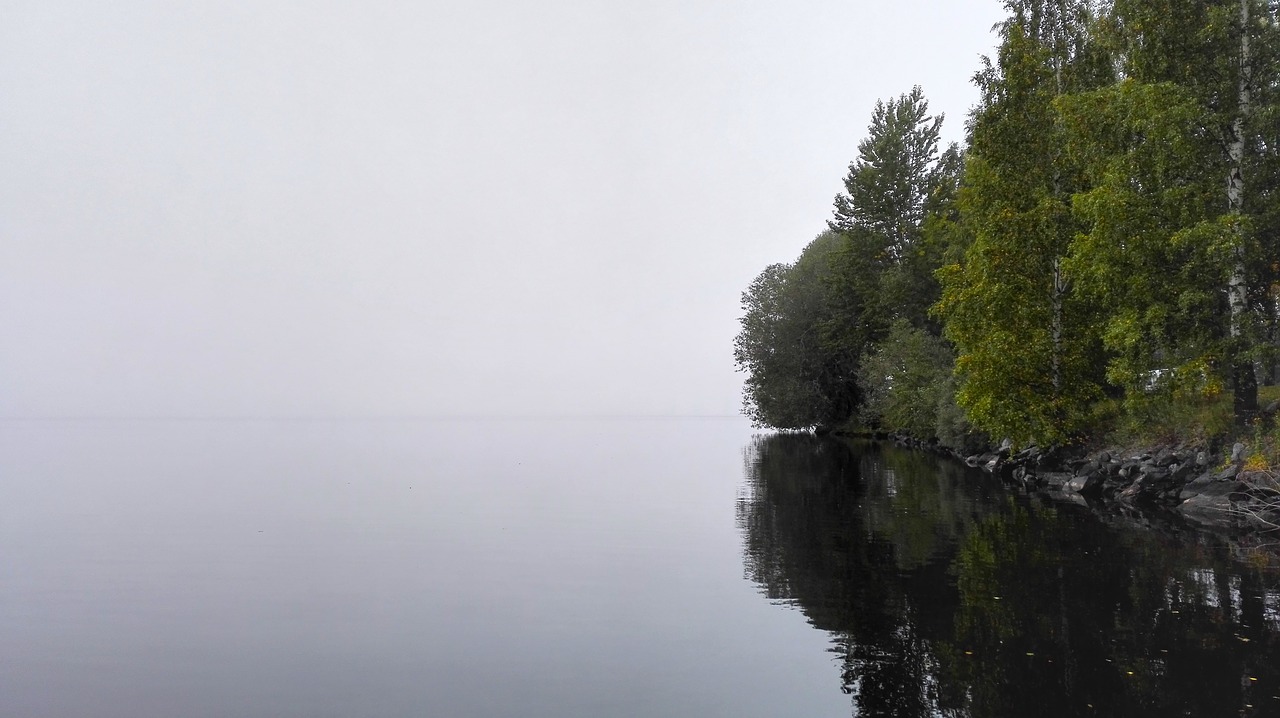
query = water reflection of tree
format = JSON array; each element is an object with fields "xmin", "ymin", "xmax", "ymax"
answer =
[
  {"xmin": 737, "ymin": 435, "xmax": 978, "ymax": 716},
  {"xmin": 738, "ymin": 433, "xmax": 1280, "ymax": 718}
]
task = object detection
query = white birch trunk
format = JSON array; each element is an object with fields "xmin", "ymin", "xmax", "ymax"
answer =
[
  {"xmin": 1049, "ymin": 0, "xmax": 1066, "ymax": 395},
  {"xmin": 1228, "ymin": 0, "xmax": 1257, "ymax": 419},
  {"xmin": 1227, "ymin": 0, "xmax": 1251, "ymax": 339},
  {"xmin": 1052, "ymin": 257, "xmax": 1066, "ymax": 393}
]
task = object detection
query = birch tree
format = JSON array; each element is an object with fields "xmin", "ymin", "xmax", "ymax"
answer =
[
  {"xmin": 1067, "ymin": 0, "xmax": 1280, "ymax": 422},
  {"xmin": 1226, "ymin": 0, "xmax": 1260, "ymax": 419},
  {"xmin": 936, "ymin": 0, "xmax": 1113, "ymax": 445}
]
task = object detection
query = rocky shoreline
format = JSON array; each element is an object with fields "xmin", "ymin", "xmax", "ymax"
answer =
[{"xmin": 856, "ymin": 432, "xmax": 1280, "ymax": 541}]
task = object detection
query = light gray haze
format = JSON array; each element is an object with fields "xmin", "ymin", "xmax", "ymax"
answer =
[{"xmin": 1, "ymin": 1, "xmax": 1003, "ymax": 419}]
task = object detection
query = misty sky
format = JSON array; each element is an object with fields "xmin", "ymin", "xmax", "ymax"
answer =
[{"xmin": 1, "ymin": 1, "xmax": 1004, "ymax": 419}]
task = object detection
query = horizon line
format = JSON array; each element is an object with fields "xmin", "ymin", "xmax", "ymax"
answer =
[{"xmin": 0, "ymin": 413, "xmax": 746, "ymax": 422}]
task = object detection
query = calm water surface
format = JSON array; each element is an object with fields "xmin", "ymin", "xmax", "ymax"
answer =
[
  {"xmin": 740, "ymin": 434, "xmax": 1280, "ymax": 718},
  {"xmin": 3, "ymin": 420, "xmax": 1280, "ymax": 717}
]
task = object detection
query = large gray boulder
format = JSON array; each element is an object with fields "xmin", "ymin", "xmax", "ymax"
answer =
[
  {"xmin": 1039, "ymin": 472, "xmax": 1071, "ymax": 489},
  {"xmin": 1177, "ymin": 480, "xmax": 1243, "ymax": 530},
  {"xmin": 1178, "ymin": 473, "xmax": 1215, "ymax": 501},
  {"xmin": 1064, "ymin": 460, "xmax": 1106, "ymax": 495}
]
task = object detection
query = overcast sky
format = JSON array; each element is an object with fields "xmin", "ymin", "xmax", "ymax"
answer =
[{"xmin": 0, "ymin": 0, "xmax": 1004, "ymax": 419}]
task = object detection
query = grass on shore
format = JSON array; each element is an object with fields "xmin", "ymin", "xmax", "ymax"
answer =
[{"xmin": 1092, "ymin": 384, "xmax": 1280, "ymax": 467}]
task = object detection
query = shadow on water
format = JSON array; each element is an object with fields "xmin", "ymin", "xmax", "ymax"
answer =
[{"xmin": 737, "ymin": 434, "xmax": 1280, "ymax": 718}]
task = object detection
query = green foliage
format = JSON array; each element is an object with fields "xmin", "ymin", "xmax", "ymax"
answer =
[
  {"xmin": 734, "ymin": 262, "xmax": 815, "ymax": 429},
  {"xmin": 934, "ymin": 373, "xmax": 989, "ymax": 454},
  {"xmin": 739, "ymin": 88, "xmax": 962, "ymax": 433},
  {"xmin": 858, "ymin": 320, "xmax": 957, "ymax": 441},
  {"xmin": 734, "ymin": 232, "xmax": 856, "ymax": 429},
  {"xmin": 829, "ymin": 86, "xmax": 943, "ymax": 255},
  {"xmin": 936, "ymin": 0, "xmax": 1112, "ymax": 446},
  {"xmin": 1056, "ymin": 80, "xmax": 1229, "ymax": 399},
  {"xmin": 828, "ymin": 88, "xmax": 956, "ymax": 336},
  {"xmin": 1054, "ymin": 0, "xmax": 1280, "ymax": 427}
]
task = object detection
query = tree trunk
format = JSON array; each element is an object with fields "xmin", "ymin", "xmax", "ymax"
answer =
[
  {"xmin": 1229, "ymin": 0, "xmax": 1258, "ymax": 423},
  {"xmin": 1052, "ymin": 257, "xmax": 1066, "ymax": 394}
]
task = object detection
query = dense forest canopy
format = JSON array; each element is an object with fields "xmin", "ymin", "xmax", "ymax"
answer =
[{"xmin": 735, "ymin": 0, "xmax": 1280, "ymax": 448}]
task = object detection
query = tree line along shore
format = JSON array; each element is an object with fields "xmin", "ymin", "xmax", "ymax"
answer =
[{"xmin": 734, "ymin": 0, "xmax": 1280, "ymax": 532}]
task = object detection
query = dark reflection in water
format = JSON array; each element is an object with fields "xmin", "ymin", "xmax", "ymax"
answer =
[{"xmin": 737, "ymin": 434, "xmax": 1280, "ymax": 718}]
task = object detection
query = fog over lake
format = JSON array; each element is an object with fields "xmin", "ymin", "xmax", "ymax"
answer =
[
  {"xmin": 0, "ymin": 1, "xmax": 1003, "ymax": 420},
  {"xmin": 2, "ymin": 418, "xmax": 859, "ymax": 717}
]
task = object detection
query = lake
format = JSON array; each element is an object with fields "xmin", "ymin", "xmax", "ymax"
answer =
[{"xmin": 3, "ymin": 419, "xmax": 1279, "ymax": 717}]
